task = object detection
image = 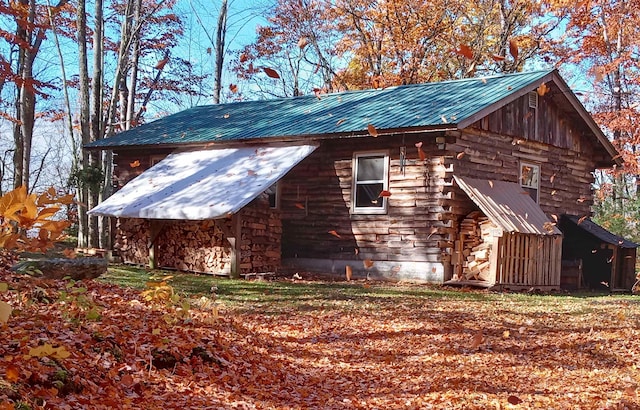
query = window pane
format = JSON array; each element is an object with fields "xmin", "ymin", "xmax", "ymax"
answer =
[
  {"xmin": 355, "ymin": 183, "xmax": 384, "ymax": 208},
  {"xmin": 521, "ymin": 165, "xmax": 539, "ymax": 188},
  {"xmin": 357, "ymin": 156, "xmax": 384, "ymax": 181}
]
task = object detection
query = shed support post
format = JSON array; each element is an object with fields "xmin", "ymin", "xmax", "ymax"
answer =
[
  {"xmin": 228, "ymin": 211, "xmax": 242, "ymax": 279},
  {"xmin": 148, "ymin": 220, "xmax": 169, "ymax": 269}
]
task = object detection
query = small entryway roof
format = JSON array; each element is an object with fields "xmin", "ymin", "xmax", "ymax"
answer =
[
  {"xmin": 561, "ymin": 215, "xmax": 638, "ymax": 248},
  {"xmin": 88, "ymin": 144, "xmax": 318, "ymax": 220},
  {"xmin": 454, "ymin": 176, "xmax": 561, "ymax": 235}
]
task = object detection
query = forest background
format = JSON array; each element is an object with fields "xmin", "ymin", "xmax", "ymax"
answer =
[{"xmin": 0, "ymin": 0, "xmax": 639, "ymax": 249}]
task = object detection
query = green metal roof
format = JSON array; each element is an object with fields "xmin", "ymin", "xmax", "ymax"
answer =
[{"xmin": 86, "ymin": 70, "xmax": 554, "ymax": 149}]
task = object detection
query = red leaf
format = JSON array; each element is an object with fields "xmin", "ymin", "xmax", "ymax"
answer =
[
  {"xmin": 509, "ymin": 39, "xmax": 519, "ymax": 60},
  {"xmin": 263, "ymin": 67, "xmax": 280, "ymax": 79},
  {"xmin": 578, "ymin": 215, "xmax": 587, "ymax": 224},
  {"xmin": 508, "ymin": 395, "xmax": 523, "ymax": 405},
  {"xmin": 130, "ymin": 160, "xmax": 140, "ymax": 168},
  {"xmin": 294, "ymin": 203, "xmax": 305, "ymax": 209},
  {"xmin": 456, "ymin": 44, "xmax": 474, "ymax": 59},
  {"xmin": 5, "ymin": 365, "xmax": 20, "ymax": 382},
  {"xmin": 537, "ymin": 82, "xmax": 549, "ymax": 96},
  {"xmin": 491, "ymin": 54, "xmax": 506, "ymax": 62},
  {"xmin": 456, "ymin": 152, "xmax": 465, "ymax": 159},
  {"xmin": 155, "ymin": 57, "xmax": 169, "ymax": 70},
  {"xmin": 328, "ymin": 230, "xmax": 341, "ymax": 238},
  {"xmin": 418, "ymin": 147, "xmax": 426, "ymax": 161},
  {"xmin": 229, "ymin": 84, "xmax": 238, "ymax": 93},
  {"xmin": 239, "ymin": 53, "xmax": 248, "ymax": 63},
  {"xmin": 367, "ymin": 124, "xmax": 378, "ymax": 137},
  {"xmin": 471, "ymin": 331, "xmax": 483, "ymax": 349},
  {"xmin": 378, "ymin": 190, "xmax": 391, "ymax": 198},
  {"xmin": 363, "ymin": 259, "xmax": 374, "ymax": 269}
]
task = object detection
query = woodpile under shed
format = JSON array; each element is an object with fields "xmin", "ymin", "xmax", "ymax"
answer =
[{"xmin": 453, "ymin": 211, "xmax": 495, "ymax": 282}]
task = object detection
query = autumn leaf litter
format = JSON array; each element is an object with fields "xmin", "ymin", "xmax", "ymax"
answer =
[{"xmin": 1, "ymin": 270, "xmax": 640, "ymax": 409}]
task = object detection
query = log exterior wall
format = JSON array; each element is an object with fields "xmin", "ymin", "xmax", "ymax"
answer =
[
  {"xmin": 107, "ymin": 87, "xmax": 606, "ymax": 283},
  {"xmin": 279, "ymin": 134, "xmax": 454, "ymax": 281}
]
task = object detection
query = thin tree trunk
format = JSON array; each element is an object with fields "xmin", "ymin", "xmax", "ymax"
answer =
[
  {"xmin": 213, "ymin": 0, "xmax": 228, "ymax": 104},
  {"xmin": 77, "ymin": 0, "xmax": 92, "ymax": 247}
]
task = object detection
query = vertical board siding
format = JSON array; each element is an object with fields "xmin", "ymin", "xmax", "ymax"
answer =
[{"xmin": 497, "ymin": 234, "xmax": 561, "ymax": 288}]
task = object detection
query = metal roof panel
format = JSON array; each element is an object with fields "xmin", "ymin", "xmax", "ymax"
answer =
[
  {"xmin": 86, "ymin": 70, "xmax": 553, "ymax": 148},
  {"xmin": 454, "ymin": 176, "xmax": 561, "ymax": 235},
  {"xmin": 88, "ymin": 144, "xmax": 318, "ymax": 219}
]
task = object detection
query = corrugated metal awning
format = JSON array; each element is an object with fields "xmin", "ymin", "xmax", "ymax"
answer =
[
  {"xmin": 562, "ymin": 215, "xmax": 638, "ymax": 248},
  {"xmin": 454, "ymin": 176, "xmax": 561, "ymax": 235},
  {"xmin": 88, "ymin": 144, "xmax": 318, "ymax": 220}
]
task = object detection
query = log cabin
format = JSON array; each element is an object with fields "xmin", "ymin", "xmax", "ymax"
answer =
[{"xmin": 86, "ymin": 69, "xmax": 638, "ymax": 290}]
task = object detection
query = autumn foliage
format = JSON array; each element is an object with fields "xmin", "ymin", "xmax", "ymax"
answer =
[{"xmin": 2, "ymin": 272, "xmax": 640, "ymax": 408}]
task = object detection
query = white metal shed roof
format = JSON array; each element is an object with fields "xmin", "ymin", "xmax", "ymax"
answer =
[{"xmin": 88, "ymin": 144, "xmax": 318, "ymax": 220}]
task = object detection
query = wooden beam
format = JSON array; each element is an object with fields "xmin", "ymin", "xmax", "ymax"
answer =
[
  {"xmin": 225, "ymin": 211, "xmax": 243, "ymax": 278},
  {"xmin": 148, "ymin": 220, "xmax": 169, "ymax": 269}
]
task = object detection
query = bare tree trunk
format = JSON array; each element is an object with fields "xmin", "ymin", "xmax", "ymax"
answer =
[
  {"xmin": 213, "ymin": 0, "xmax": 228, "ymax": 104},
  {"xmin": 76, "ymin": 0, "xmax": 93, "ymax": 247}
]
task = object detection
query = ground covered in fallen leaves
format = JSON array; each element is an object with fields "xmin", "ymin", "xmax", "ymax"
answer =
[{"xmin": 1, "ymin": 268, "xmax": 640, "ymax": 409}]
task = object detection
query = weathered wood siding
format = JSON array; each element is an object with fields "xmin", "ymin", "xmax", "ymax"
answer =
[
  {"xmin": 280, "ymin": 135, "xmax": 452, "ymax": 281},
  {"xmin": 444, "ymin": 129, "xmax": 595, "ymax": 218}
]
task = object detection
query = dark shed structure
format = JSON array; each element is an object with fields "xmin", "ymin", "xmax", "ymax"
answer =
[{"xmin": 559, "ymin": 215, "xmax": 638, "ymax": 291}]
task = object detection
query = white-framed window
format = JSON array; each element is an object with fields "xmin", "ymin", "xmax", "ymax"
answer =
[
  {"xmin": 265, "ymin": 183, "xmax": 279, "ymax": 209},
  {"xmin": 520, "ymin": 162, "xmax": 540, "ymax": 203},
  {"xmin": 352, "ymin": 151, "xmax": 389, "ymax": 214}
]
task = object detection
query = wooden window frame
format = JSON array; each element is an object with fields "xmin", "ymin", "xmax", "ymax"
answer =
[
  {"xmin": 150, "ymin": 155, "xmax": 165, "ymax": 166},
  {"xmin": 266, "ymin": 182, "xmax": 280, "ymax": 209},
  {"xmin": 520, "ymin": 162, "xmax": 540, "ymax": 203},
  {"xmin": 351, "ymin": 151, "xmax": 389, "ymax": 215}
]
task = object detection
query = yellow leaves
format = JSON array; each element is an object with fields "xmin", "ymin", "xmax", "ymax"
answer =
[
  {"xmin": 502, "ymin": 330, "xmax": 510, "ymax": 339},
  {"xmin": 0, "ymin": 300, "xmax": 12, "ymax": 325},
  {"xmin": 363, "ymin": 259, "xmax": 374, "ymax": 269},
  {"xmin": 130, "ymin": 160, "xmax": 141, "ymax": 168},
  {"xmin": 367, "ymin": 123, "xmax": 378, "ymax": 137},
  {"xmin": 28, "ymin": 344, "xmax": 71, "ymax": 360}
]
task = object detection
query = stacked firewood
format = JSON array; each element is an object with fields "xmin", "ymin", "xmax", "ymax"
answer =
[
  {"xmin": 115, "ymin": 218, "xmax": 150, "ymax": 266},
  {"xmin": 460, "ymin": 212, "xmax": 493, "ymax": 281}
]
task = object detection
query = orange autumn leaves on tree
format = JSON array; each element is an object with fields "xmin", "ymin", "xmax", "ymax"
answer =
[
  {"xmin": 234, "ymin": 0, "xmax": 553, "ymax": 98},
  {"xmin": 0, "ymin": 186, "xmax": 72, "ymax": 253}
]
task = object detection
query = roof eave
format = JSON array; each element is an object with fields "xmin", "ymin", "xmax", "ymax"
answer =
[{"xmin": 83, "ymin": 125, "xmax": 456, "ymax": 151}]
